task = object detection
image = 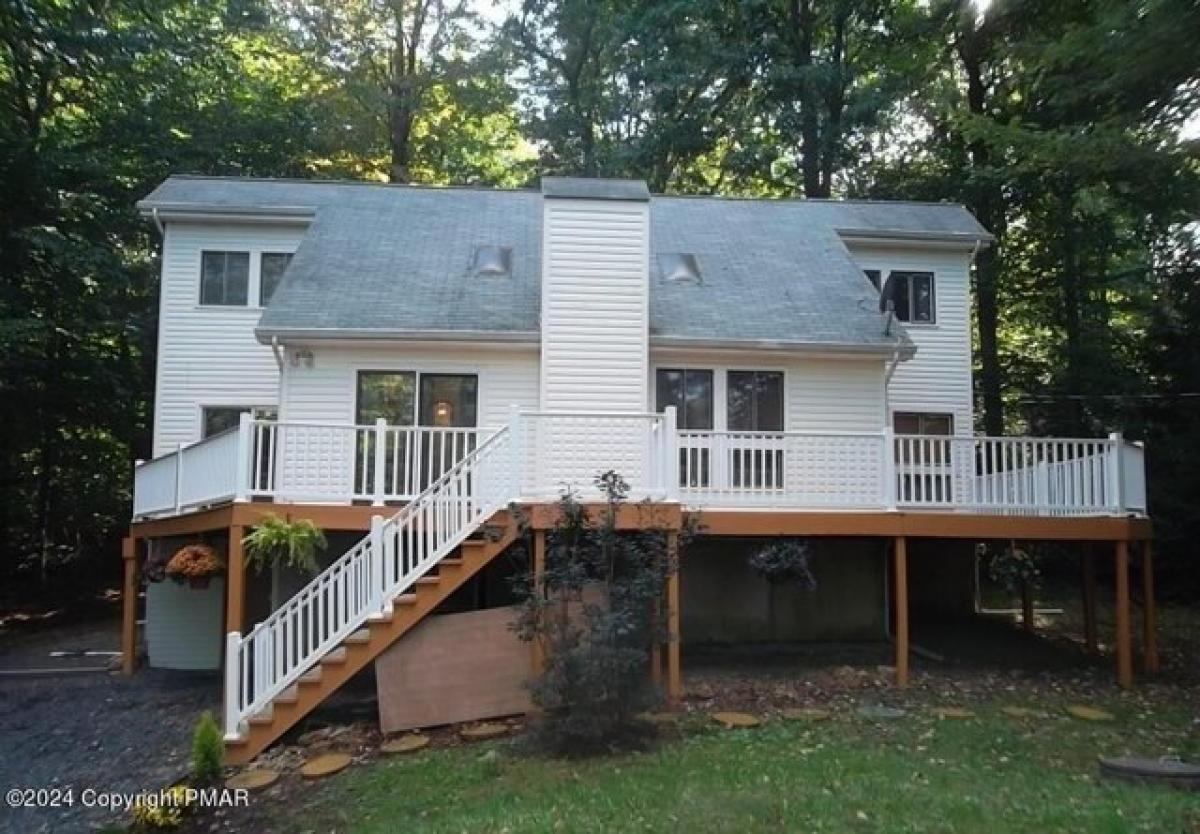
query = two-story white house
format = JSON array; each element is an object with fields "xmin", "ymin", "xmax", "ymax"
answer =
[{"xmin": 124, "ymin": 176, "xmax": 1153, "ymax": 764}]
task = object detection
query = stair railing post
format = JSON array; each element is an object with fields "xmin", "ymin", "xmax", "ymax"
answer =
[
  {"xmin": 663, "ymin": 406, "xmax": 680, "ymax": 501},
  {"xmin": 372, "ymin": 418, "xmax": 387, "ymax": 506},
  {"xmin": 370, "ymin": 514, "xmax": 386, "ymax": 613},
  {"xmin": 509, "ymin": 404, "xmax": 523, "ymax": 500},
  {"xmin": 1109, "ymin": 431, "xmax": 1126, "ymax": 515},
  {"xmin": 882, "ymin": 426, "xmax": 897, "ymax": 510},
  {"xmin": 234, "ymin": 412, "xmax": 252, "ymax": 503},
  {"xmin": 223, "ymin": 631, "xmax": 242, "ymax": 740}
]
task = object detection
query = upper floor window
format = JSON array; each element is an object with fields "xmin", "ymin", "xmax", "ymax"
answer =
[
  {"xmin": 877, "ymin": 270, "xmax": 935, "ymax": 324},
  {"xmin": 200, "ymin": 251, "xmax": 250, "ymax": 306},
  {"xmin": 259, "ymin": 252, "xmax": 293, "ymax": 305}
]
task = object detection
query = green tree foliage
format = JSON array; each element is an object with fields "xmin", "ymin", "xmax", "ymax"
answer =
[{"xmin": 2, "ymin": 0, "xmax": 1199, "ymax": 602}]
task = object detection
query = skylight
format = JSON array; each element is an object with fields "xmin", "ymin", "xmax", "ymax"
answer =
[
  {"xmin": 472, "ymin": 245, "xmax": 512, "ymax": 278},
  {"xmin": 659, "ymin": 252, "xmax": 702, "ymax": 284}
]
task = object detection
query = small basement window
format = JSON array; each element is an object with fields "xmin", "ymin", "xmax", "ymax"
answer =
[
  {"xmin": 659, "ymin": 252, "xmax": 702, "ymax": 284},
  {"xmin": 472, "ymin": 245, "xmax": 512, "ymax": 277}
]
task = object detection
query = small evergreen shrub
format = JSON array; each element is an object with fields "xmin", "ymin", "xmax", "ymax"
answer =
[
  {"xmin": 512, "ymin": 472, "xmax": 687, "ymax": 757},
  {"xmin": 190, "ymin": 711, "xmax": 224, "ymax": 781}
]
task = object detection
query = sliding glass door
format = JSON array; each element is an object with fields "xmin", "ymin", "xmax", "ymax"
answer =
[{"xmin": 355, "ymin": 372, "xmax": 478, "ymax": 496}]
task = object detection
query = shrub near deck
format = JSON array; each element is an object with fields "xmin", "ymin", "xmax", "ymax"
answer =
[{"xmin": 290, "ymin": 699, "xmax": 1198, "ymax": 834}]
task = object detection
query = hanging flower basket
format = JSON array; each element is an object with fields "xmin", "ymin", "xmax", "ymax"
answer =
[{"xmin": 165, "ymin": 544, "xmax": 225, "ymax": 589}]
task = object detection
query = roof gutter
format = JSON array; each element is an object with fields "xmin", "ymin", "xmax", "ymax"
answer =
[
  {"xmin": 136, "ymin": 202, "xmax": 316, "ymax": 225},
  {"xmin": 837, "ymin": 228, "xmax": 995, "ymax": 248},
  {"xmin": 254, "ymin": 327, "xmax": 542, "ymax": 346},
  {"xmin": 649, "ymin": 334, "xmax": 916, "ymax": 359}
]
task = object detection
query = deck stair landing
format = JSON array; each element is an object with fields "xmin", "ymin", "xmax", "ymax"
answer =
[{"xmin": 223, "ymin": 424, "xmax": 519, "ymax": 764}]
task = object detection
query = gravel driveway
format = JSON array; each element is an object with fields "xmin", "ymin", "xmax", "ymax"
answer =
[{"xmin": 0, "ymin": 621, "xmax": 217, "ymax": 833}]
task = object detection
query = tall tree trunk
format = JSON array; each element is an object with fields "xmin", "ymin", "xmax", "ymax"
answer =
[
  {"xmin": 790, "ymin": 0, "xmax": 821, "ymax": 197},
  {"xmin": 1059, "ymin": 190, "xmax": 1086, "ymax": 434},
  {"xmin": 961, "ymin": 34, "xmax": 1005, "ymax": 436}
]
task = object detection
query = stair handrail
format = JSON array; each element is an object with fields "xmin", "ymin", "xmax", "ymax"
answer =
[{"xmin": 225, "ymin": 423, "xmax": 514, "ymax": 738}]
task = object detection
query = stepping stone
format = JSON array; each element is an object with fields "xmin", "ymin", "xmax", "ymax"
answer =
[
  {"xmin": 380, "ymin": 735, "xmax": 430, "ymax": 755},
  {"xmin": 299, "ymin": 753, "xmax": 352, "ymax": 779},
  {"xmin": 1099, "ymin": 756, "xmax": 1200, "ymax": 790},
  {"xmin": 225, "ymin": 769, "xmax": 280, "ymax": 791},
  {"xmin": 711, "ymin": 711, "xmax": 761, "ymax": 729},
  {"xmin": 933, "ymin": 707, "xmax": 975, "ymax": 720},
  {"xmin": 1001, "ymin": 706, "xmax": 1040, "ymax": 719},
  {"xmin": 459, "ymin": 722, "xmax": 509, "ymax": 741},
  {"xmin": 856, "ymin": 705, "xmax": 906, "ymax": 721},
  {"xmin": 1066, "ymin": 705, "xmax": 1115, "ymax": 722},
  {"xmin": 780, "ymin": 708, "xmax": 831, "ymax": 722}
]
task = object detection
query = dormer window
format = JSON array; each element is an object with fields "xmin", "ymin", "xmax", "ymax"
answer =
[
  {"xmin": 472, "ymin": 245, "xmax": 511, "ymax": 278},
  {"xmin": 659, "ymin": 252, "xmax": 702, "ymax": 284},
  {"xmin": 870, "ymin": 269, "xmax": 935, "ymax": 324}
]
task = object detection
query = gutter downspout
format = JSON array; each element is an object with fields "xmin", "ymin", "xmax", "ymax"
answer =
[
  {"xmin": 883, "ymin": 341, "xmax": 903, "ymax": 418},
  {"xmin": 151, "ymin": 207, "xmax": 165, "ymax": 237},
  {"xmin": 269, "ymin": 336, "xmax": 285, "ymax": 372}
]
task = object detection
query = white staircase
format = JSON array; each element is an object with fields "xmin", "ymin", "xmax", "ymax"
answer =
[{"xmin": 223, "ymin": 422, "xmax": 517, "ymax": 742}]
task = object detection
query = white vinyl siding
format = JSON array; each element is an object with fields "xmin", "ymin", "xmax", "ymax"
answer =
[
  {"xmin": 279, "ymin": 344, "xmax": 540, "ymax": 429},
  {"xmin": 540, "ymin": 198, "xmax": 650, "ymax": 412},
  {"xmin": 846, "ymin": 243, "xmax": 975, "ymax": 436},
  {"xmin": 649, "ymin": 350, "xmax": 887, "ymax": 433},
  {"xmin": 152, "ymin": 222, "xmax": 305, "ymax": 456}
]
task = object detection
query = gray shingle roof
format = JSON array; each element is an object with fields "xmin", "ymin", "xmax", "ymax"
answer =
[{"xmin": 139, "ymin": 176, "xmax": 991, "ymax": 352}]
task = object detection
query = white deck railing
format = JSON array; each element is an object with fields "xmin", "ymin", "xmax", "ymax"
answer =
[
  {"xmin": 677, "ymin": 430, "xmax": 1146, "ymax": 516},
  {"xmin": 135, "ymin": 413, "xmax": 1147, "ymax": 522}
]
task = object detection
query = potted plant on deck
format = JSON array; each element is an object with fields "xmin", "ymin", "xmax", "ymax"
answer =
[
  {"xmin": 242, "ymin": 514, "xmax": 327, "ymax": 610},
  {"xmin": 165, "ymin": 543, "xmax": 225, "ymax": 589}
]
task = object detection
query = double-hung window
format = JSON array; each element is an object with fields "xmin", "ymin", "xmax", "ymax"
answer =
[
  {"xmin": 259, "ymin": 253, "xmax": 293, "ymax": 305},
  {"xmin": 200, "ymin": 252, "xmax": 250, "ymax": 306},
  {"xmin": 867, "ymin": 269, "xmax": 936, "ymax": 324}
]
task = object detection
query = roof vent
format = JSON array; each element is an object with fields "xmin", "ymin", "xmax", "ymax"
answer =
[
  {"xmin": 472, "ymin": 245, "xmax": 511, "ymax": 278},
  {"xmin": 659, "ymin": 252, "xmax": 702, "ymax": 284}
]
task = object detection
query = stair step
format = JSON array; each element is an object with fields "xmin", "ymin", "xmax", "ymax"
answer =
[
  {"xmin": 461, "ymin": 540, "xmax": 487, "ymax": 552},
  {"xmin": 249, "ymin": 707, "xmax": 274, "ymax": 726},
  {"xmin": 275, "ymin": 685, "xmax": 299, "ymax": 705},
  {"xmin": 321, "ymin": 648, "xmax": 347, "ymax": 666},
  {"xmin": 299, "ymin": 668, "xmax": 323, "ymax": 686},
  {"xmin": 440, "ymin": 556, "xmax": 464, "ymax": 567},
  {"xmin": 367, "ymin": 610, "xmax": 393, "ymax": 624},
  {"xmin": 416, "ymin": 576, "xmax": 440, "ymax": 587},
  {"xmin": 395, "ymin": 593, "xmax": 417, "ymax": 606},
  {"xmin": 344, "ymin": 629, "xmax": 371, "ymax": 645}
]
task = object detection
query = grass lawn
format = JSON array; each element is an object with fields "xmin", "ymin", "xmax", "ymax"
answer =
[{"xmin": 285, "ymin": 696, "xmax": 1199, "ymax": 834}]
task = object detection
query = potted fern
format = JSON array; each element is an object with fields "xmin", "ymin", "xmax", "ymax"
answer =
[{"xmin": 242, "ymin": 514, "xmax": 327, "ymax": 610}]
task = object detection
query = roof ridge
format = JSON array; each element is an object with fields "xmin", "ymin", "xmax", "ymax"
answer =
[{"xmin": 160, "ymin": 175, "xmax": 967, "ymax": 210}]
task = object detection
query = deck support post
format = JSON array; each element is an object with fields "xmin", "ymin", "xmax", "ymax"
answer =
[
  {"xmin": 893, "ymin": 536, "xmax": 909, "ymax": 688},
  {"xmin": 1015, "ymin": 540, "xmax": 1034, "ymax": 634},
  {"xmin": 1081, "ymin": 544, "xmax": 1098, "ymax": 653},
  {"xmin": 121, "ymin": 537, "xmax": 138, "ymax": 676},
  {"xmin": 531, "ymin": 529, "xmax": 546, "ymax": 677},
  {"xmin": 1114, "ymin": 540, "xmax": 1133, "ymax": 689},
  {"xmin": 666, "ymin": 531, "xmax": 681, "ymax": 706},
  {"xmin": 226, "ymin": 525, "xmax": 245, "ymax": 636},
  {"xmin": 1141, "ymin": 540, "xmax": 1159, "ymax": 675}
]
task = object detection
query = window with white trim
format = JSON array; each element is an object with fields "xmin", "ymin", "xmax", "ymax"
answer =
[
  {"xmin": 199, "ymin": 251, "xmax": 250, "ymax": 306},
  {"xmin": 259, "ymin": 252, "xmax": 293, "ymax": 305},
  {"xmin": 884, "ymin": 271, "xmax": 935, "ymax": 323}
]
